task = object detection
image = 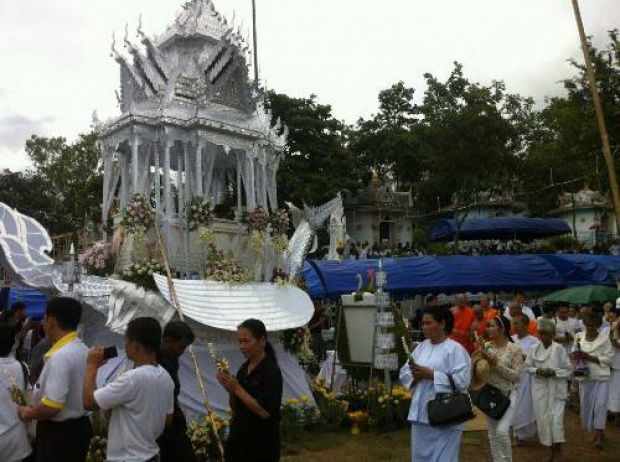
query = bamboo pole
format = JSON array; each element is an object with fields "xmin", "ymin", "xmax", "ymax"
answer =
[
  {"xmin": 570, "ymin": 0, "xmax": 620, "ymax": 234},
  {"xmin": 155, "ymin": 221, "xmax": 225, "ymax": 461}
]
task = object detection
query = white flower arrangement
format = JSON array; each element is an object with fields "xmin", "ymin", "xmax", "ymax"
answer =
[
  {"xmin": 188, "ymin": 198, "xmax": 213, "ymax": 232},
  {"xmin": 121, "ymin": 259, "xmax": 165, "ymax": 291},
  {"xmin": 203, "ymin": 249, "xmax": 251, "ymax": 284},
  {"xmin": 119, "ymin": 194, "xmax": 155, "ymax": 237}
]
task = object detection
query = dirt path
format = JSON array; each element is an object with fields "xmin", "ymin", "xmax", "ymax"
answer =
[{"xmin": 282, "ymin": 407, "xmax": 620, "ymax": 461}]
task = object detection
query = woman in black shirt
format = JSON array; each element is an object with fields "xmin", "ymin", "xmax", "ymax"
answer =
[{"xmin": 217, "ymin": 318, "xmax": 283, "ymax": 462}]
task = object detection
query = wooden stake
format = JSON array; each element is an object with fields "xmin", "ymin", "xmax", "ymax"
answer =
[
  {"xmin": 155, "ymin": 222, "xmax": 225, "ymax": 461},
  {"xmin": 570, "ymin": 0, "xmax": 620, "ymax": 234}
]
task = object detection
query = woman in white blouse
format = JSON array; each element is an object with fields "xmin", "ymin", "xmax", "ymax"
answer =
[
  {"xmin": 572, "ymin": 311, "xmax": 614, "ymax": 449},
  {"xmin": 525, "ymin": 318, "xmax": 571, "ymax": 461},
  {"xmin": 479, "ymin": 315, "xmax": 524, "ymax": 462},
  {"xmin": 399, "ymin": 306, "xmax": 472, "ymax": 462}
]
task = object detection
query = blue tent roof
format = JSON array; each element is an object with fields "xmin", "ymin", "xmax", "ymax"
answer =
[
  {"xmin": 428, "ymin": 217, "xmax": 571, "ymax": 241},
  {"xmin": 7, "ymin": 287, "xmax": 47, "ymax": 320},
  {"xmin": 302, "ymin": 254, "xmax": 620, "ymax": 299}
]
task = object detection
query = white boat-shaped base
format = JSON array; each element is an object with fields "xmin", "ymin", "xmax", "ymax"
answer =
[{"xmin": 153, "ymin": 274, "xmax": 314, "ymax": 331}]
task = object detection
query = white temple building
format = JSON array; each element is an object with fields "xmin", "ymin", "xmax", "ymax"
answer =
[
  {"xmin": 548, "ymin": 185, "xmax": 618, "ymax": 245},
  {"xmin": 95, "ymin": 0, "xmax": 287, "ymax": 269}
]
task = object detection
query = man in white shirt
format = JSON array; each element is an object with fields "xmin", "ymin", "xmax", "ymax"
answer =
[
  {"xmin": 83, "ymin": 317, "xmax": 174, "ymax": 462},
  {"xmin": 18, "ymin": 297, "xmax": 92, "ymax": 462},
  {"xmin": 504, "ymin": 293, "xmax": 535, "ymax": 321},
  {"xmin": 554, "ymin": 305, "xmax": 579, "ymax": 355},
  {"xmin": 0, "ymin": 323, "xmax": 32, "ymax": 462}
]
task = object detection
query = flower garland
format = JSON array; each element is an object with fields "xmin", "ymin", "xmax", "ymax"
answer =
[
  {"xmin": 270, "ymin": 209, "xmax": 290, "ymax": 254},
  {"xmin": 281, "ymin": 326, "xmax": 315, "ymax": 363},
  {"xmin": 271, "ymin": 267, "xmax": 289, "ymax": 285},
  {"xmin": 1, "ymin": 367, "xmax": 26, "ymax": 406},
  {"xmin": 246, "ymin": 206, "xmax": 268, "ymax": 258},
  {"xmin": 78, "ymin": 242, "xmax": 115, "ymax": 277},
  {"xmin": 198, "ymin": 227, "xmax": 216, "ymax": 247},
  {"xmin": 121, "ymin": 259, "xmax": 165, "ymax": 292},
  {"xmin": 207, "ymin": 343, "xmax": 229, "ymax": 375},
  {"xmin": 203, "ymin": 248, "xmax": 251, "ymax": 284},
  {"xmin": 119, "ymin": 194, "xmax": 155, "ymax": 247},
  {"xmin": 188, "ymin": 198, "xmax": 213, "ymax": 232}
]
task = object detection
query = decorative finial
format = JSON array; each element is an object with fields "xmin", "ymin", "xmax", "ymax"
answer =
[
  {"xmin": 110, "ymin": 32, "xmax": 116, "ymax": 57},
  {"xmin": 124, "ymin": 23, "xmax": 129, "ymax": 46}
]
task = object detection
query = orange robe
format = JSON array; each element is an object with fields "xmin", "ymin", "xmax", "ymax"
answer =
[{"xmin": 450, "ymin": 306, "xmax": 475, "ymax": 353}]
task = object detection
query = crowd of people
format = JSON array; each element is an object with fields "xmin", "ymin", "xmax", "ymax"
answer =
[
  {"xmin": 0, "ymin": 297, "xmax": 283, "ymax": 462},
  {"xmin": 402, "ymin": 293, "xmax": 620, "ymax": 461},
  {"xmin": 338, "ymin": 239, "xmax": 620, "ymax": 259}
]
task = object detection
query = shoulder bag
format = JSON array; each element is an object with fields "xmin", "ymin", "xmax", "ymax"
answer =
[
  {"xmin": 471, "ymin": 383, "xmax": 511, "ymax": 420},
  {"xmin": 427, "ymin": 373, "xmax": 476, "ymax": 427}
]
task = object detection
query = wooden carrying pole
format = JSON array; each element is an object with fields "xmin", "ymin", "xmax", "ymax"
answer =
[
  {"xmin": 570, "ymin": 0, "xmax": 620, "ymax": 233},
  {"xmin": 155, "ymin": 223, "xmax": 225, "ymax": 461}
]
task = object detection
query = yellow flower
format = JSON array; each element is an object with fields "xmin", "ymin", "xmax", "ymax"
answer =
[
  {"xmin": 378, "ymin": 397, "xmax": 384, "ymax": 404},
  {"xmin": 301, "ymin": 395, "xmax": 310, "ymax": 403}
]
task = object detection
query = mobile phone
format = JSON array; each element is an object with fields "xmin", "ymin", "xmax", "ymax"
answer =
[{"xmin": 103, "ymin": 346, "xmax": 118, "ymax": 360}]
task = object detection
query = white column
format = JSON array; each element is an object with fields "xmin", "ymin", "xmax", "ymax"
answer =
[
  {"xmin": 131, "ymin": 135, "xmax": 139, "ymax": 195},
  {"xmin": 101, "ymin": 144, "xmax": 112, "ymax": 241},
  {"xmin": 154, "ymin": 141, "xmax": 161, "ymax": 213},
  {"xmin": 195, "ymin": 139, "xmax": 203, "ymax": 196},
  {"xmin": 176, "ymin": 149, "xmax": 183, "ymax": 214},
  {"xmin": 164, "ymin": 141, "xmax": 172, "ymax": 215},
  {"xmin": 120, "ymin": 151, "xmax": 130, "ymax": 209},
  {"xmin": 183, "ymin": 141, "xmax": 191, "ymax": 205}
]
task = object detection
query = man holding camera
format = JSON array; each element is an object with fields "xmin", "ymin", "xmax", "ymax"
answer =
[
  {"xmin": 18, "ymin": 297, "xmax": 93, "ymax": 462},
  {"xmin": 83, "ymin": 317, "xmax": 174, "ymax": 462}
]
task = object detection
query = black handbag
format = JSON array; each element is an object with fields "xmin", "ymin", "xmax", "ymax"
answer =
[
  {"xmin": 471, "ymin": 383, "xmax": 511, "ymax": 420},
  {"xmin": 427, "ymin": 374, "xmax": 476, "ymax": 427}
]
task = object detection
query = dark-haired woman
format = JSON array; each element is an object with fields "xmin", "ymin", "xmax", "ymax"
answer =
[
  {"xmin": 572, "ymin": 312, "xmax": 614, "ymax": 449},
  {"xmin": 217, "ymin": 319, "xmax": 283, "ymax": 462},
  {"xmin": 479, "ymin": 315, "xmax": 523, "ymax": 462},
  {"xmin": 399, "ymin": 306, "xmax": 472, "ymax": 461}
]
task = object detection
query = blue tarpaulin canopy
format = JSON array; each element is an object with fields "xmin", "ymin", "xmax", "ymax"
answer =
[
  {"xmin": 6, "ymin": 286, "xmax": 47, "ymax": 319},
  {"xmin": 302, "ymin": 254, "xmax": 620, "ymax": 299},
  {"xmin": 428, "ymin": 218, "xmax": 572, "ymax": 241}
]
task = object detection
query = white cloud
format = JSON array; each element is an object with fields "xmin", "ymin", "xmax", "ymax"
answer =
[{"xmin": 0, "ymin": 0, "xmax": 618, "ymax": 170}]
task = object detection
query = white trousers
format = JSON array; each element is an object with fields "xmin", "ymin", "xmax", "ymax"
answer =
[{"xmin": 486, "ymin": 390, "xmax": 518, "ymax": 462}]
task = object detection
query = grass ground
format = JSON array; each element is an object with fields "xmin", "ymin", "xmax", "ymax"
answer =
[{"xmin": 281, "ymin": 407, "xmax": 620, "ymax": 461}]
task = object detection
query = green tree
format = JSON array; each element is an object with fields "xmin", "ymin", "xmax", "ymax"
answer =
[
  {"xmin": 351, "ymin": 81, "xmax": 420, "ymax": 187},
  {"xmin": 25, "ymin": 132, "xmax": 103, "ymax": 233},
  {"xmin": 266, "ymin": 91, "xmax": 363, "ymax": 206},
  {"xmin": 521, "ymin": 31, "xmax": 620, "ymax": 215},
  {"xmin": 414, "ymin": 62, "xmax": 535, "ymax": 213},
  {"xmin": 0, "ymin": 169, "xmax": 74, "ymax": 233}
]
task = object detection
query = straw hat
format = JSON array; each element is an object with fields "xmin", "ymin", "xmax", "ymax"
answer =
[{"xmin": 470, "ymin": 350, "xmax": 491, "ymax": 390}]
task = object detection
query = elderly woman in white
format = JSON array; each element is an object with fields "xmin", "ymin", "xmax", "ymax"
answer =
[
  {"xmin": 525, "ymin": 318, "xmax": 571, "ymax": 462},
  {"xmin": 573, "ymin": 311, "xmax": 614, "ymax": 449},
  {"xmin": 400, "ymin": 306, "xmax": 472, "ymax": 462}
]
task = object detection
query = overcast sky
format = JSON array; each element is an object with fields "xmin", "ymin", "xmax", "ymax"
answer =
[{"xmin": 1, "ymin": 0, "xmax": 618, "ymax": 172}]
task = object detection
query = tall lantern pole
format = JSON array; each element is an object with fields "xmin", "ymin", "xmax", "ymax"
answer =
[
  {"xmin": 252, "ymin": 0, "xmax": 259, "ymax": 82},
  {"xmin": 570, "ymin": 0, "xmax": 620, "ymax": 234}
]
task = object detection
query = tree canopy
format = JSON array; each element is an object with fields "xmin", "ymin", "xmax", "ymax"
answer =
[
  {"xmin": 266, "ymin": 91, "xmax": 364, "ymax": 206},
  {"xmin": 22, "ymin": 132, "xmax": 102, "ymax": 234}
]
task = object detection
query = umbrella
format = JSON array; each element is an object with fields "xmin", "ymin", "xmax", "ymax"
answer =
[{"xmin": 542, "ymin": 284, "xmax": 618, "ymax": 304}]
